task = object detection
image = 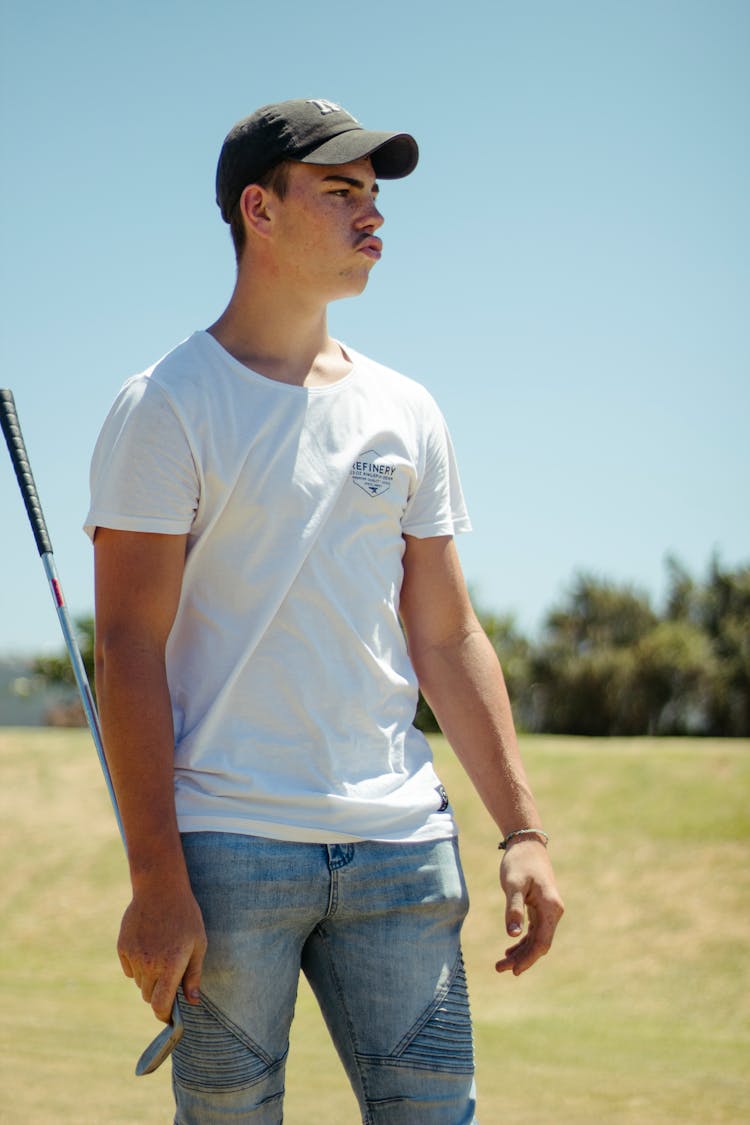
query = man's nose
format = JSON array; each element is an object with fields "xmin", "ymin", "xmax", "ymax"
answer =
[{"xmin": 356, "ymin": 200, "xmax": 384, "ymax": 232}]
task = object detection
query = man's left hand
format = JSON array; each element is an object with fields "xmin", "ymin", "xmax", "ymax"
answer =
[{"xmin": 496, "ymin": 842, "xmax": 564, "ymax": 976}]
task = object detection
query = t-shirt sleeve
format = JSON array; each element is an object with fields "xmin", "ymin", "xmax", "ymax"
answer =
[
  {"xmin": 401, "ymin": 399, "xmax": 472, "ymax": 539},
  {"xmin": 84, "ymin": 376, "xmax": 199, "ymax": 541}
]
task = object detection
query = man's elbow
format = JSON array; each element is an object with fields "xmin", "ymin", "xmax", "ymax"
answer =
[{"xmin": 94, "ymin": 624, "xmax": 166, "ymax": 698}]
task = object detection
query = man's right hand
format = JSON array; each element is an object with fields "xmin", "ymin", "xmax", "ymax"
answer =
[{"xmin": 117, "ymin": 877, "xmax": 208, "ymax": 1022}]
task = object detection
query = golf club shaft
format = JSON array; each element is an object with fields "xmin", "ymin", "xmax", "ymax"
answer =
[
  {"xmin": 41, "ymin": 550, "xmax": 125, "ymax": 840},
  {"xmin": 0, "ymin": 387, "xmax": 180, "ymax": 1071}
]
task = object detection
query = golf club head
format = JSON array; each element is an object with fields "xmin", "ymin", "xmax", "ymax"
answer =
[{"xmin": 135, "ymin": 998, "xmax": 184, "ymax": 1076}]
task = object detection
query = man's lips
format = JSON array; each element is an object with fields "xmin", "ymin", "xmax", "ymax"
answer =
[{"xmin": 356, "ymin": 236, "xmax": 383, "ymax": 261}]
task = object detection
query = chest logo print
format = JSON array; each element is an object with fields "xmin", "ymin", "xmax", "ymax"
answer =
[{"xmin": 352, "ymin": 450, "xmax": 396, "ymax": 497}]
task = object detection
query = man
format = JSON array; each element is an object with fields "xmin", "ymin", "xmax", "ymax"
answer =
[{"xmin": 87, "ymin": 98, "xmax": 563, "ymax": 1124}]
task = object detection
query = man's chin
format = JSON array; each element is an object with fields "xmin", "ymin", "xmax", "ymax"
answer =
[{"xmin": 331, "ymin": 273, "xmax": 372, "ymax": 302}]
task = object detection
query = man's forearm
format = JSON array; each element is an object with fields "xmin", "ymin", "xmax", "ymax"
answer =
[
  {"xmin": 414, "ymin": 624, "xmax": 543, "ymax": 834},
  {"xmin": 96, "ymin": 641, "xmax": 187, "ymax": 885}
]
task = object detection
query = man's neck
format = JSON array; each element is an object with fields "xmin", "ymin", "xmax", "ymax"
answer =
[{"xmin": 207, "ymin": 275, "xmax": 351, "ymax": 388}]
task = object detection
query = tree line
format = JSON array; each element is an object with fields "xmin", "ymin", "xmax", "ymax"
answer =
[
  {"xmin": 417, "ymin": 555, "xmax": 749, "ymax": 737},
  {"xmin": 33, "ymin": 556, "xmax": 749, "ymax": 737}
]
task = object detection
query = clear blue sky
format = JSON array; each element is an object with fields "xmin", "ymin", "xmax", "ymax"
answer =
[{"xmin": 1, "ymin": 0, "xmax": 748, "ymax": 657}]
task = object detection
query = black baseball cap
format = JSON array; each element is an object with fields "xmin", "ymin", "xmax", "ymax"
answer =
[{"xmin": 216, "ymin": 98, "xmax": 419, "ymax": 222}]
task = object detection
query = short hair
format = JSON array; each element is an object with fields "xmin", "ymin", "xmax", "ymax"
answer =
[{"xmin": 228, "ymin": 160, "xmax": 291, "ymax": 262}]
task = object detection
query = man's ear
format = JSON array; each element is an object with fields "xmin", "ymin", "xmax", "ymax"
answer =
[{"xmin": 239, "ymin": 184, "xmax": 275, "ymax": 240}]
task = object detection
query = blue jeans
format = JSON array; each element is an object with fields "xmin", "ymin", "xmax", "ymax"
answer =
[{"xmin": 172, "ymin": 834, "xmax": 477, "ymax": 1124}]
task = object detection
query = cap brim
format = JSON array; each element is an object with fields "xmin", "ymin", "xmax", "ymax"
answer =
[{"xmin": 299, "ymin": 130, "xmax": 418, "ymax": 179}]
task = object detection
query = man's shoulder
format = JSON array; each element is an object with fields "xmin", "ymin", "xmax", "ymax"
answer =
[
  {"xmin": 346, "ymin": 345, "xmax": 438, "ymax": 408},
  {"xmin": 104, "ymin": 334, "xmax": 210, "ymax": 435},
  {"xmin": 116, "ymin": 332, "xmax": 220, "ymax": 415},
  {"xmin": 141, "ymin": 331, "xmax": 208, "ymax": 388}
]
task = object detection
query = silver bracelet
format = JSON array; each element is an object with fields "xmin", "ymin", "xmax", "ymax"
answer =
[{"xmin": 498, "ymin": 828, "xmax": 549, "ymax": 850}]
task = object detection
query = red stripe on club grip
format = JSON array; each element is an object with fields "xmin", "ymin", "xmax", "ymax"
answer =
[{"xmin": 52, "ymin": 579, "xmax": 65, "ymax": 608}]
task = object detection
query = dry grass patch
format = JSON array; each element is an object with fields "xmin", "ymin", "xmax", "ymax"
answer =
[{"xmin": 0, "ymin": 729, "xmax": 748, "ymax": 1123}]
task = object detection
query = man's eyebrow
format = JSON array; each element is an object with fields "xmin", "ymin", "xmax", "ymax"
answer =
[{"xmin": 321, "ymin": 175, "xmax": 380, "ymax": 194}]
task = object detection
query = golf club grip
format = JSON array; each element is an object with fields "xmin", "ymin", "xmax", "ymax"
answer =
[{"xmin": 0, "ymin": 389, "xmax": 53, "ymax": 557}]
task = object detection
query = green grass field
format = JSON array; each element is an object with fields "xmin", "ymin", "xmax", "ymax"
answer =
[{"xmin": 1, "ymin": 729, "xmax": 748, "ymax": 1124}]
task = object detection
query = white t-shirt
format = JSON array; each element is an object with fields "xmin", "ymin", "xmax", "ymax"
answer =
[{"xmin": 86, "ymin": 331, "xmax": 472, "ymax": 843}]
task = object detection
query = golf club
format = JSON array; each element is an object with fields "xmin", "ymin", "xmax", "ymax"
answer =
[{"xmin": 0, "ymin": 388, "xmax": 183, "ymax": 1076}]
